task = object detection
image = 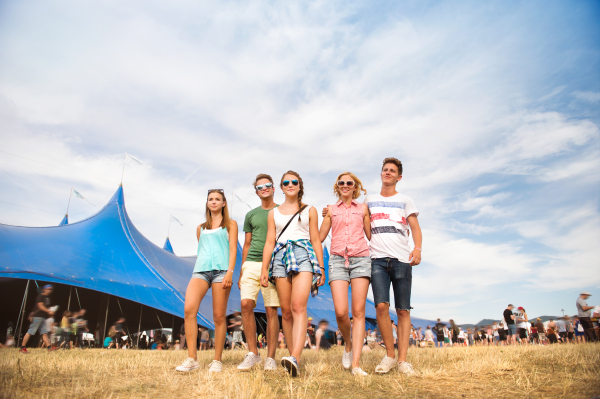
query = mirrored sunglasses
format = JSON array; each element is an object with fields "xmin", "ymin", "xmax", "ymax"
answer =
[
  {"xmin": 208, "ymin": 189, "xmax": 225, "ymax": 195},
  {"xmin": 337, "ymin": 180, "xmax": 355, "ymax": 187},
  {"xmin": 282, "ymin": 180, "xmax": 299, "ymax": 187},
  {"xmin": 255, "ymin": 183, "xmax": 273, "ymax": 191}
]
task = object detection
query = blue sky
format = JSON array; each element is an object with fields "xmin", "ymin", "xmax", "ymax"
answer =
[{"xmin": 0, "ymin": 0, "xmax": 598, "ymax": 324}]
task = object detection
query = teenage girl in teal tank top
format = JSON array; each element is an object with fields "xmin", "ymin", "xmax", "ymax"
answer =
[{"xmin": 175, "ymin": 189, "xmax": 238, "ymax": 374}]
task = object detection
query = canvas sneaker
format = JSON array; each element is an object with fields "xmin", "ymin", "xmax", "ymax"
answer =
[
  {"xmin": 375, "ymin": 356, "xmax": 397, "ymax": 374},
  {"xmin": 351, "ymin": 367, "xmax": 368, "ymax": 376},
  {"xmin": 281, "ymin": 356, "xmax": 299, "ymax": 377},
  {"xmin": 175, "ymin": 357, "xmax": 199, "ymax": 372},
  {"xmin": 342, "ymin": 349, "xmax": 352, "ymax": 370},
  {"xmin": 264, "ymin": 357, "xmax": 277, "ymax": 371},
  {"xmin": 398, "ymin": 361, "xmax": 415, "ymax": 376},
  {"xmin": 237, "ymin": 352, "xmax": 262, "ymax": 370},
  {"xmin": 19, "ymin": 347, "xmax": 29, "ymax": 354},
  {"xmin": 208, "ymin": 360, "xmax": 223, "ymax": 373}
]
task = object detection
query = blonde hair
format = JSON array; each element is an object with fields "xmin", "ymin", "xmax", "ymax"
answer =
[
  {"xmin": 201, "ymin": 190, "xmax": 232, "ymax": 233},
  {"xmin": 333, "ymin": 172, "xmax": 367, "ymax": 200}
]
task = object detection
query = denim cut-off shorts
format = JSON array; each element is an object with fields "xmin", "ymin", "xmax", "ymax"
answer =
[
  {"xmin": 192, "ymin": 270, "xmax": 227, "ymax": 285},
  {"xmin": 271, "ymin": 246, "xmax": 314, "ymax": 278},
  {"xmin": 27, "ymin": 317, "xmax": 49, "ymax": 335},
  {"xmin": 328, "ymin": 255, "xmax": 371, "ymax": 283},
  {"xmin": 371, "ymin": 258, "xmax": 412, "ymax": 311}
]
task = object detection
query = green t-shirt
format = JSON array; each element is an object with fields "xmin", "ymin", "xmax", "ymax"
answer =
[{"xmin": 243, "ymin": 205, "xmax": 278, "ymax": 262}]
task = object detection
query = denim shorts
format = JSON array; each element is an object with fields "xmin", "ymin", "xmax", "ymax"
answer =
[
  {"xmin": 192, "ymin": 270, "xmax": 227, "ymax": 285},
  {"xmin": 329, "ymin": 255, "xmax": 371, "ymax": 283},
  {"xmin": 27, "ymin": 317, "xmax": 49, "ymax": 335},
  {"xmin": 507, "ymin": 324, "xmax": 517, "ymax": 335},
  {"xmin": 271, "ymin": 245, "xmax": 313, "ymax": 278},
  {"xmin": 371, "ymin": 258, "xmax": 412, "ymax": 311}
]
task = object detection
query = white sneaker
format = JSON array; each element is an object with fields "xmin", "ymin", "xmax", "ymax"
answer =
[
  {"xmin": 351, "ymin": 367, "xmax": 368, "ymax": 376},
  {"xmin": 398, "ymin": 361, "xmax": 415, "ymax": 376},
  {"xmin": 237, "ymin": 352, "xmax": 262, "ymax": 370},
  {"xmin": 281, "ymin": 356, "xmax": 299, "ymax": 377},
  {"xmin": 375, "ymin": 356, "xmax": 397, "ymax": 374},
  {"xmin": 342, "ymin": 349, "xmax": 352, "ymax": 370},
  {"xmin": 264, "ymin": 357, "xmax": 277, "ymax": 371},
  {"xmin": 175, "ymin": 357, "xmax": 199, "ymax": 372},
  {"xmin": 208, "ymin": 360, "xmax": 223, "ymax": 373}
]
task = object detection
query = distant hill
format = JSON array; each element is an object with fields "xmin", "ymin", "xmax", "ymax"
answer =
[{"xmin": 459, "ymin": 316, "xmax": 561, "ymax": 329}]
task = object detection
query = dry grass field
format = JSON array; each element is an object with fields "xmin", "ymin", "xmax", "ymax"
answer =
[{"xmin": 1, "ymin": 344, "xmax": 599, "ymax": 398}]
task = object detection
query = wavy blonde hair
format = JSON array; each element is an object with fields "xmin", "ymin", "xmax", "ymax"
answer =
[{"xmin": 333, "ymin": 172, "xmax": 367, "ymax": 200}]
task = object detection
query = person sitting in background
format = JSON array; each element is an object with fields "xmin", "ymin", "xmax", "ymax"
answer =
[
  {"xmin": 315, "ymin": 320, "xmax": 332, "ymax": 351},
  {"xmin": 424, "ymin": 326, "xmax": 434, "ymax": 343}
]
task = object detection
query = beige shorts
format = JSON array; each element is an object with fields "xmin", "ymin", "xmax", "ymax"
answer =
[{"xmin": 240, "ymin": 261, "xmax": 280, "ymax": 308}]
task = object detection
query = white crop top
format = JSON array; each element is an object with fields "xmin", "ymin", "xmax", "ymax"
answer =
[{"xmin": 274, "ymin": 206, "xmax": 311, "ymax": 242}]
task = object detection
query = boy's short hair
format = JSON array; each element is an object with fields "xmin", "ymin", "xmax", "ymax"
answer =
[
  {"xmin": 382, "ymin": 157, "xmax": 403, "ymax": 175},
  {"xmin": 253, "ymin": 173, "xmax": 273, "ymax": 187}
]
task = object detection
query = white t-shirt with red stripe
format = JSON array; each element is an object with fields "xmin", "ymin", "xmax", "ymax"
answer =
[{"xmin": 364, "ymin": 192, "xmax": 419, "ymax": 262}]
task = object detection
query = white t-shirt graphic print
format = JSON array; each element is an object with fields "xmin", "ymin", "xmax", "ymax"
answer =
[{"xmin": 364, "ymin": 193, "xmax": 419, "ymax": 262}]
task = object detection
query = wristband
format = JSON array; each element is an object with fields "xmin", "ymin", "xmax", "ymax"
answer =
[
  {"xmin": 414, "ymin": 247, "xmax": 421, "ymax": 251},
  {"xmin": 226, "ymin": 270, "xmax": 234, "ymax": 273}
]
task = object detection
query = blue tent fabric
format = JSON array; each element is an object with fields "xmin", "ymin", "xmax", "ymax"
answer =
[
  {"xmin": 162, "ymin": 237, "xmax": 174, "ymax": 254},
  {"xmin": 59, "ymin": 215, "xmax": 68, "ymax": 226},
  {"xmin": 0, "ymin": 186, "xmax": 246, "ymax": 329}
]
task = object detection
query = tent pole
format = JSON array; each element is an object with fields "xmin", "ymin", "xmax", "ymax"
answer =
[
  {"xmin": 171, "ymin": 315, "xmax": 175, "ymax": 344},
  {"xmin": 16, "ymin": 280, "xmax": 30, "ymax": 347},
  {"xmin": 66, "ymin": 188, "xmax": 73, "ymax": 216},
  {"xmin": 137, "ymin": 305, "xmax": 143, "ymax": 349},
  {"xmin": 67, "ymin": 287, "xmax": 72, "ymax": 311},
  {"xmin": 102, "ymin": 296, "xmax": 110, "ymax": 343},
  {"xmin": 75, "ymin": 287, "xmax": 82, "ymax": 310}
]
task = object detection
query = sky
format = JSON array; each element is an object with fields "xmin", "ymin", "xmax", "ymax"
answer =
[{"xmin": 0, "ymin": 0, "xmax": 599, "ymax": 324}]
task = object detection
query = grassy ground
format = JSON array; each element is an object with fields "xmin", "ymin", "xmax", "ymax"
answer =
[{"xmin": 1, "ymin": 344, "xmax": 599, "ymax": 398}]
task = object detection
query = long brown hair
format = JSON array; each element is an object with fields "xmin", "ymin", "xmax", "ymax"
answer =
[
  {"xmin": 201, "ymin": 190, "xmax": 232, "ymax": 232},
  {"xmin": 333, "ymin": 171, "xmax": 367, "ymax": 200},
  {"xmin": 280, "ymin": 170, "xmax": 306, "ymax": 220}
]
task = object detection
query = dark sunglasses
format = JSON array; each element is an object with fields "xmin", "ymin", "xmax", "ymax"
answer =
[
  {"xmin": 255, "ymin": 183, "xmax": 273, "ymax": 191},
  {"xmin": 337, "ymin": 180, "xmax": 355, "ymax": 187},
  {"xmin": 208, "ymin": 189, "xmax": 224, "ymax": 195},
  {"xmin": 282, "ymin": 180, "xmax": 299, "ymax": 187}
]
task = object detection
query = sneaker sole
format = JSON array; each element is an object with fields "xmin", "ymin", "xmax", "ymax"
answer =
[
  {"xmin": 176, "ymin": 365, "xmax": 199, "ymax": 372},
  {"xmin": 281, "ymin": 359, "xmax": 298, "ymax": 377}
]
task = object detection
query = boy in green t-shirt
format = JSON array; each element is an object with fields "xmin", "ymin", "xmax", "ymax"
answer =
[{"xmin": 237, "ymin": 174, "xmax": 280, "ymax": 371}]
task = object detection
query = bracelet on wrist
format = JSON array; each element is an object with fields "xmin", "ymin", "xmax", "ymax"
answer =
[
  {"xmin": 414, "ymin": 247, "xmax": 422, "ymax": 251},
  {"xmin": 226, "ymin": 269, "xmax": 234, "ymax": 273}
]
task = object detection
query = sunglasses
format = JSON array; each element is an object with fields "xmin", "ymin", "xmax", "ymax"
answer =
[
  {"xmin": 208, "ymin": 189, "xmax": 224, "ymax": 195},
  {"xmin": 255, "ymin": 183, "xmax": 273, "ymax": 191},
  {"xmin": 337, "ymin": 180, "xmax": 355, "ymax": 187},
  {"xmin": 282, "ymin": 180, "xmax": 299, "ymax": 187}
]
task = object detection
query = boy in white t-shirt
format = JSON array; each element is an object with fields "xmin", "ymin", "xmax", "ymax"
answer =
[{"xmin": 366, "ymin": 157, "xmax": 422, "ymax": 376}]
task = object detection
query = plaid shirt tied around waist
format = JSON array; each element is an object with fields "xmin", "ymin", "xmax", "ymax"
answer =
[{"xmin": 269, "ymin": 239, "xmax": 322, "ymax": 297}]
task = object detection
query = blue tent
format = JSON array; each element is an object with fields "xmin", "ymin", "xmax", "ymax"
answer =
[
  {"xmin": 0, "ymin": 186, "xmax": 245, "ymax": 329},
  {"xmin": 162, "ymin": 237, "xmax": 174, "ymax": 254}
]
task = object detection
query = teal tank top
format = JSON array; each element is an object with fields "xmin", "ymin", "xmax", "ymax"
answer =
[{"xmin": 193, "ymin": 227, "xmax": 230, "ymax": 273}]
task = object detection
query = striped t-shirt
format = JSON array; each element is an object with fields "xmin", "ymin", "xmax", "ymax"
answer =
[{"xmin": 364, "ymin": 193, "xmax": 419, "ymax": 262}]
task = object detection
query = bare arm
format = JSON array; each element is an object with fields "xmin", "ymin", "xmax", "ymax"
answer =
[
  {"xmin": 309, "ymin": 207, "xmax": 325, "ymax": 286},
  {"xmin": 239, "ymin": 232, "xmax": 252, "ymax": 289},
  {"xmin": 582, "ymin": 305, "xmax": 595, "ymax": 311},
  {"xmin": 260, "ymin": 210, "xmax": 277, "ymax": 287},
  {"xmin": 407, "ymin": 214, "xmax": 422, "ymax": 266},
  {"xmin": 362, "ymin": 203, "xmax": 371, "ymax": 241},
  {"xmin": 319, "ymin": 206, "xmax": 332, "ymax": 242},
  {"xmin": 196, "ymin": 225, "xmax": 201, "ymax": 241},
  {"xmin": 221, "ymin": 221, "xmax": 238, "ymax": 289}
]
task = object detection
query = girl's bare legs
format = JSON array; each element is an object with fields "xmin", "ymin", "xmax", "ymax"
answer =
[
  {"xmin": 350, "ymin": 277, "xmax": 369, "ymax": 369},
  {"xmin": 290, "ymin": 272, "xmax": 313, "ymax": 361},
  {"xmin": 183, "ymin": 278, "xmax": 210, "ymax": 360},
  {"xmin": 330, "ymin": 280, "xmax": 352, "ymax": 353},
  {"xmin": 211, "ymin": 282, "xmax": 232, "ymax": 362},
  {"xmin": 276, "ymin": 277, "xmax": 294, "ymax": 356}
]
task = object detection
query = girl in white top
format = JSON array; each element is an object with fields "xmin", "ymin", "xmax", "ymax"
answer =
[{"xmin": 261, "ymin": 171, "xmax": 324, "ymax": 376}]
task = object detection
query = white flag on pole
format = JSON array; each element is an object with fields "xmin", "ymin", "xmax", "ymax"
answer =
[
  {"xmin": 170, "ymin": 215, "xmax": 184, "ymax": 226},
  {"xmin": 125, "ymin": 152, "xmax": 153, "ymax": 167},
  {"xmin": 233, "ymin": 193, "xmax": 252, "ymax": 210},
  {"xmin": 72, "ymin": 188, "xmax": 94, "ymax": 205}
]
